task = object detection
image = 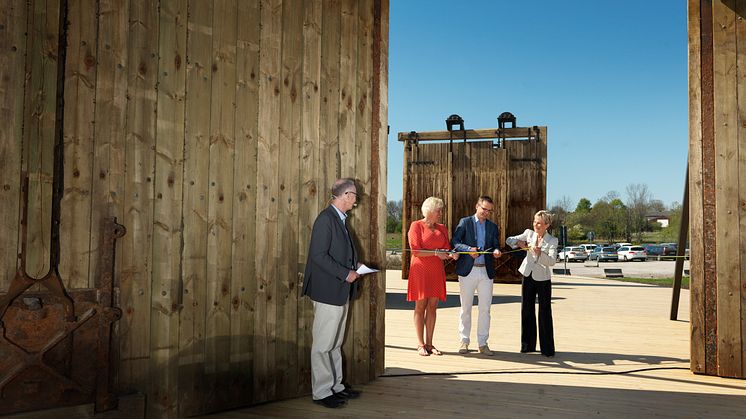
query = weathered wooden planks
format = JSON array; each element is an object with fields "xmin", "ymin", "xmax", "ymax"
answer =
[
  {"xmin": 372, "ymin": 0, "xmax": 389, "ymax": 378},
  {"xmin": 178, "ymin": 0, "xmax": 213, "ymax": 414},
  {"xmin": 688, "ymin": 0, "xmax": 706, "ymax": 375},
  {"xmin": 91, "ymin": 0, "xmax": 129, "ymax": 292},
  {"xmin": 352, "ymin": 0, "xmax": 372, "ymax": 382},
  {"xmin": 712, "ymin": 0, "xmax": 741, "ymax": 378},
  {"xmin": 699, "ymin": 0, "xmax": 719, "ymax": 378},
  {"xmin": 339, "ymin": 0, "xmax": 359, "ymax": 383},
  {"xmin": 0, "ymin": 0, "xmax": 27, "ymax": 289},
  {"xmin": 229, "ymin": 0, "xmax": 260, "ymax": 407},
  {"xmin": 119, "ymin": 0, "xmax": 158, "ymax": 391},
  {"xmin": 254, "ymin": 0, "xmax": 282, "ymax": 404},
  {"xmin": 320, "ymin": 0, "xmax": 342, "ymax": 188},
  {"xmin": 297, "ymin": 0, "xmax": 322, "ymax": 395},
  {"xmin": 1, "ymin": 0, "xmax": 389, "ymax": 416},
  {"xmin": 149, "ymin": 0, "xmax": 187, "ymax": 417},
  {"xmin": 400, "ymin": 131, "xmax": 547, "ymax": 281},
  {"xmin": 59, "ymin": 0, "xmax": 97, "ymax": 289},
  {"xmin": 276, "ymin": 0, "xmax": 302, "ymax": 399},
  {"xmin": 689, "ymin": 0, "xmax": 746, "ymax": 379},
  {"xmin": 737, "ymin": 0, "xmax": 746, "ymax": 378},
  {"xmin": 23, "ymin": 0, "xmax": 60, "ymax": 279},
  {"xmin": 397, "ymin": 127, "xmax": 548, "ymax": 142},
  {"xmin": 205, "ymin": 0, "xmax": 238, "ymax": 407}
]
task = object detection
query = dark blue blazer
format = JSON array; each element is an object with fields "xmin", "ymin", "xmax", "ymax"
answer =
[{"xmin": 451, "ymin": 216, "xmax": 500, "ymax": 279}]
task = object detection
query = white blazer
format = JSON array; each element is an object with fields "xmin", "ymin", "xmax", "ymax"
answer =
[{"xmin": 506, "ymin": 229, "xmax": 558, "ymax": 281}]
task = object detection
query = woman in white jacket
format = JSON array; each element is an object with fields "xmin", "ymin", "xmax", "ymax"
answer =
[{"xmin": 506, "ymin": 210, "xmax": 558, "ymax": 357}]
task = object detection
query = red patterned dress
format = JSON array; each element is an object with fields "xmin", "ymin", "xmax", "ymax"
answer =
[{"xmin": 407, "ymin": 219, "xmax": 451, "ymax": 302}]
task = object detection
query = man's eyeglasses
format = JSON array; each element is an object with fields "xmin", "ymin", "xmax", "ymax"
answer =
[
  {"xmin": 479, "ymin": 205, "xmax": 494, "ymax": 213},
  {"xmin": 345, "ymin": 191, "xmax": 358, "ymax": 197}
]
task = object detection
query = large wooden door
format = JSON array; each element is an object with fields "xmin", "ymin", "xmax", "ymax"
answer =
[{"xmin": 402, "ymin": 140, "xmax": 510, "ymax": 280}]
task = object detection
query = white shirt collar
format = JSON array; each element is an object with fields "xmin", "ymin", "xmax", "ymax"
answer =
[{"xmin": 331, "ymin": 204, "xmax": 347, "ymax": 222}]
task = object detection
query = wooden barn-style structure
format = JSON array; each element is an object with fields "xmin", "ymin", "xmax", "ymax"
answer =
[
  {"xmin": 398, "ymin": 126, "xmax": 547, "ymax": 282},
  {"xmin": 1, "ymin": 0, "xmax": 746, "ymax": 417},
  {"xmin": 688, "ymin": 0, "xmax": 746, "ymax": 379},
  {"xmin": 0, "ymin": 0, "xmax": 389, "ymax": 417}
]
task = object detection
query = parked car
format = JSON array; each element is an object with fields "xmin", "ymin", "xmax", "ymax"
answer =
[
  {"xmin": 643, "ymin": 244, "xmax": 663, "ymax": 256},
  {"xmin": 557, "ymin": 246, "xmax": 588, "ymax": 262},
  {"xmin": 613, "ymin": 242, "xmax": 632, "ymax": 249},
  {"xmin": 642, "ymin": 243, "xmax": 677, "ymax": 260},
  {"xmin": 578, "ymin": 243, "xmax": 597, "ymax": 254},
  {"xmin": 661, "ymin": 244, "xmax": 678, "ymax": 260},
  {"xmin": 588, "ymin": 246, "xmax": 618, "ymax": 262},
  {"xmin": 617, "ymin": 245, "xmax": 647, "ymax": 262}
]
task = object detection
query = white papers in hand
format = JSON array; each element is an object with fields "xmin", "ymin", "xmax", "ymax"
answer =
[{"xmin": 356, "ymin": 264, "xmax": 379, "ymax": 275}]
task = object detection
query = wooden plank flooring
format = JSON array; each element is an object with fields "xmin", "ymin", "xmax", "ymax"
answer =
[{"xmin": 201, "ymin": 271, "xmax": 746, "ymax": 418}]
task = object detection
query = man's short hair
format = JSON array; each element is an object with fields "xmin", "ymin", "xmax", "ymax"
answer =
[
  {"xmin": 332, "ymin": 178, "xmax": 356, "ymax": 198},
  {"xmin": 477, "ymin": 195, "xmax": 494, "ymax": 205}
]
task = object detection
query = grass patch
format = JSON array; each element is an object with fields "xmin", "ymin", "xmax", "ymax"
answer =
[
  {"xmin": 612, "ymin": 276, "xmax": 689, "ymax": 289},
  {"xmin": 386, "ymin": 233, "xmax": 402, "ymax": 251}
]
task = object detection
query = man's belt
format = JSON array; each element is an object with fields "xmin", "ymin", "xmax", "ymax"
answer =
[{"xmin": 473, "ymin": 263, "xmax": 486, "ymax": 267}]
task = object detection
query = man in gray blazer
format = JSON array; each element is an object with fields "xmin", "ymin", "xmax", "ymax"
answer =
[
  {"xmin": 452, "ymin": 196, "xmax": 502, "ymax": 356},
  {"xmin": 302, "ymin": 178, "xmax": 362, "ymax": 408}
]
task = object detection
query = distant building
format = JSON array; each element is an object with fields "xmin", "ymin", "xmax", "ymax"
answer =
[{"xmin": 646, "ymin": 212, "xmax": 670, "ymax": 228}]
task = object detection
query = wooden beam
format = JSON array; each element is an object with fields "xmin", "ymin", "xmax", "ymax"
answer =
[
  {"xmin": 735, "ymin": 0, "xmax": 746, "ymax": 378},
  {"xmin": 91, "ymin": 0, "xmax": 129, "ymax": 293},
  {"xmin": 149, "ymin": 0, "xmax": 187, "ymax": 417},
  {"xmin": 397, "ymin": 127, "xmax": 545, "ymax": 142},
  {"xmin": 229, "ymin": 0, "xmax": 259, "ymax": 405},
  {"xmin": 713, "ymin": 0, "xmax": 740, "ymax": 378},
  {"xmin": 120, "ymin": 0, "xmax": 157, "ymax": 390},
  {"xmin": 671, "ymin": 166, "xmax": 689, "ymax": 321},
  {"xmin": 339, "ymin": 0, "xmax": 360, "ymax": 385},
  {"xmin": 297, "ymin": 0, "xmax": 322, "ymax": 394},
  {"xmin": 254, "ymin": 0, "xmax": 282, "ymax": 403},
  {"xmin": 371, "ymin": 0, "xmax": 389, "ymax": 378},
  {"xmin": 688, "ymin": 0, "xmax": 706, "ymax": 375},
  {"xmin": 178, "ymin": 0, "xmax": 213, "ymax": 413},
  {"xmin": 0, "ymin": 0, "xmax": 27, "ymax": 289},
  {"xmin": 60, "ymin": 0, "xmax": 97, "ymax": 289},
  {"xmin": 24, "ymin": 0, "xmax": 60, "ymax": 279},
  {"xmin": 277, "ymin": 0, "xmax": 302, "ymax": 398},
  {"xmin": 205, "ymin": 0, "xmax": 238, "ymax": 398}
]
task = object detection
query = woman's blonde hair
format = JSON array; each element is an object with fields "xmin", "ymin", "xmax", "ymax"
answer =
[
  {"xmin": 534, "ymin": 210, "xmax": 553, "ymax": 226},
  {"xmin": 421, "ymin": 196, "xmax": 444, "ymax": 217}
]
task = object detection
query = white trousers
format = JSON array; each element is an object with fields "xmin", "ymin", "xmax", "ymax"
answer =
[
  {"xmin": 311, "ymin": 300, "xmax": 348, "ymax": 400},
  {"xmin": 458, "ymin": 266, "xmax": 493, "ymax": 346}
]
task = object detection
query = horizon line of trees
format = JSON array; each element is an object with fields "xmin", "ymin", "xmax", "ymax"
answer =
[
  {"xmin": 386, "ymin": 183, "xmax": 683, "ymax": 245},
  {"xmin": 549, "ymin": 183, "xmax": 682, "ymax": 244}
]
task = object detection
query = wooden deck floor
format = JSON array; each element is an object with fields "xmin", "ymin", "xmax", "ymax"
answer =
[{"xmin": 202, "ymin": 272, "xmax": 746, "ymax": 418}]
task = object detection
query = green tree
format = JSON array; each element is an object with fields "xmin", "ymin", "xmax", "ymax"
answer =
[
  {"xmin": 625, "ymin": 183, "xmax": 652, "ymax": 243},
  {"xmin": 549, "ymin": 196, "xmax": 573, "ymax": 234},
  {"xmin": 590, "ymin": 198, "xmax": 626, "ymax": 242},
  {"xmin": 386, "ymin": 200, "xmax": 403, "ymax": 233},
  {"xmin": 575, "ymin": 198, "xmax": 592, "ymax": 213},
  {"xmin": 659, "ymin": 203, "xmax": 683, "ymax": 243}
]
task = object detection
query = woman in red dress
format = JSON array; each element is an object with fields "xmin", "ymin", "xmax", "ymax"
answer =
[{"xmin": 407, "ymin": 196, "xmax": 459, "ymax": 356}]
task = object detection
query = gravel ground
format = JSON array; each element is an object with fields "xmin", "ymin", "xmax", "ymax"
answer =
[{"xmin": 552, "ymin": 258, "xmax": 689, "ymax": 279}]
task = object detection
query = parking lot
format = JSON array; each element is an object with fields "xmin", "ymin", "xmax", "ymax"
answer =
[{"xmin": 553, "ymin": 259, "xmax": 689, "ymax": 279}]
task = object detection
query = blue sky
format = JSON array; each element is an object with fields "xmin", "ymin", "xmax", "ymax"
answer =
[{"xmin": 386, "ymin": 1, "xmax": 688, "ymax": 209}]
